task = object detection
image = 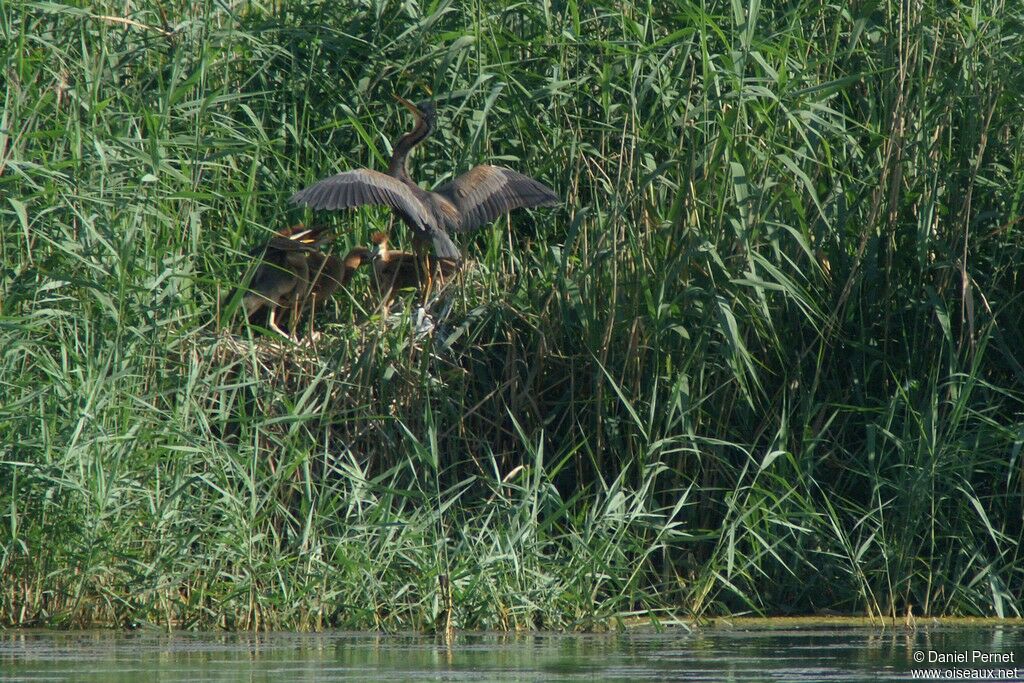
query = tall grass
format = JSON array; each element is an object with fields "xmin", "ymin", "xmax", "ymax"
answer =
[{"xmin": 1, "ymin": 0, "xmax": 1022, "ymax": 629}]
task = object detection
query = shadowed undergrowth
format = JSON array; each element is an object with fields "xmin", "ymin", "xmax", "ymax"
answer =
[{"xmin": 1, "ymin": 0, "xmax": 1023, "ymax": 629}]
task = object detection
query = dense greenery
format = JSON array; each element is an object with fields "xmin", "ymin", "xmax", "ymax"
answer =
[{"xmin": 1, "ymin": 0, "xmax": 1022, "ymax": 630}]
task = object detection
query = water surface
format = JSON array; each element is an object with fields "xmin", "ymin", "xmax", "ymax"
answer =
[{"xmin": 2, "ymin": 624, "xmax": 1022, "ymax": 681}]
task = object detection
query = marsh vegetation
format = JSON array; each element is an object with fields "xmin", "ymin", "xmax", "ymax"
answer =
[{"xmin": 1, "ymin": 0, "xmax": 1022, "ymax": 629}]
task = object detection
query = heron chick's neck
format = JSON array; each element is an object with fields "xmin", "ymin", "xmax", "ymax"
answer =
[{"xmin": 387, "ymin": 116, "xmax": 433, "ymax": 182}]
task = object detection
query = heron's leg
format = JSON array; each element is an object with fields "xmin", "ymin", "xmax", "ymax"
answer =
[
  {"xmin": 410, "ymin": 234, "xmax": 435, "ymax": 305},
  {"xmin": 290, "ymin": 297, "xmax": 304, "ymax": 343},
  {"xmin": 420, "ymin": 249, "xmax": 434, "ymax": 304},
  {"xmin": 433, "ymin": 259, "xmax": 448, "ymax": 290},
  {"xmin": 308, "ymin": 296, "xmax": 316, "ymax": 341},
  {"xmin": 268, "ymin": 307, "xmax": 288, "ymax": 338},
  {"xmin": 307, "ymin": 295, "xmax": 321, "ymax": 344}
]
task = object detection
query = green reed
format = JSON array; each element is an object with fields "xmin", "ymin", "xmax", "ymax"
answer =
[{"xmin": 0, "ymin": 0, "xmax": 1021, "ymax": 629}]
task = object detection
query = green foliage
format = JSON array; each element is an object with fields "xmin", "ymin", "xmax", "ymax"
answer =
[{"xmin": 1, "ymin": 0, "xmax": 1022, "ymax": 629}]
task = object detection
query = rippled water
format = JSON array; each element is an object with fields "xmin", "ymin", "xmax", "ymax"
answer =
[{"xmin": 1, "ymin": 624, "xmax": 1022, "ymax": 681}]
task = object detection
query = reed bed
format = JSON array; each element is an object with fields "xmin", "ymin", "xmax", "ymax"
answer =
[{"xmin": 1, "ymin": 0, "xmax": 1022, "ymax": 629}]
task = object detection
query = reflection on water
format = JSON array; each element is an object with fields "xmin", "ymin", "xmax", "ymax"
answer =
[{"xmin": 1, "ymin": 625, "xmax": 1022, "ymax": 681}]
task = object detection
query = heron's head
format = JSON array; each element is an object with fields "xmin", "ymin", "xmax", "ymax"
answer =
[
  {"xmin": 286, "ymin": 225, "xmax": 334, "ymax": 250},
  {"xmin": 276, "ymin": 223, "xmax": 311, "ymax": 241},
  {"xmin": 394, "ymin": 94, "xmax": 436, "ymax": 130}
]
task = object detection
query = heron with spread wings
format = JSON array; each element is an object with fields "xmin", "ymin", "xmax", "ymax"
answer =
[{"xmin": 289, "ymin": 96, "xmax": 559, "ymax": 291}]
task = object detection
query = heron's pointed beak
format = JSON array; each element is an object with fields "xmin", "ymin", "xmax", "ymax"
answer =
[{"xmin": 393, "ymin": 94, "xmax": 422, "ymax": 120}]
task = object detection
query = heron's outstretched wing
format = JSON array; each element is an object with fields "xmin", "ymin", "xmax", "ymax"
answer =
[
  {"xmin": 290, "ymin": 169, "xmax": 432, "ymax": 228},
  {"xmin": 434, "ymin": 165, "xmax": 559, "ymax": 233}
]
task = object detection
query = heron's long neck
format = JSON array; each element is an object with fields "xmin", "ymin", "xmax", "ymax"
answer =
[
  {"xmin": 387, "ymin": 119, "xmax": 432, "ymax": 182},
  {"xmin": 341, "ymin": 259, "xmax": 358, "ymax": 285}
]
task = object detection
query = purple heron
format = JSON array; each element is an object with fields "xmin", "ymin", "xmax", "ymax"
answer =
[
  {"xmin": 241, "ymin": 225, "xmax": 371, "ymax": 338},
  {"xmin": 369, "ymin": 231, "xmax": 460, "ymax": 308},
  {"xmin": 289, "ymin": 96, "xmax": 559, "ymax": 285}
]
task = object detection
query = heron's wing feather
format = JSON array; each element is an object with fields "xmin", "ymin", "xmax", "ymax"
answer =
[
  {"xmin": 290, "ymin": 169, "xmax": 431, "ymax": 227},
  {"xmin": 434, "ymin": 165, "xmax": 559, "ymax": 233}
]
